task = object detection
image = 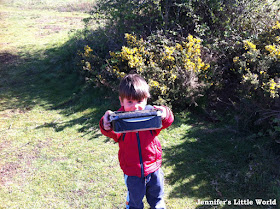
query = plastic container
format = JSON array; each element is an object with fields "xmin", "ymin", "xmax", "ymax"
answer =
[{"xmin": 109, "ymin": 107, "xmax": 162, "ymax": 133}]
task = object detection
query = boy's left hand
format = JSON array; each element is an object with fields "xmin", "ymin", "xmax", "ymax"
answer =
[{"xmin": 153, "ymin": 106, "xmax": 166, "ymax": 120}]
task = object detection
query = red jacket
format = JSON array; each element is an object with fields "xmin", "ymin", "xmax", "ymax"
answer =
[{"xmin": 99, "ymin": 106, "xmax": 174, "ymax": 177}]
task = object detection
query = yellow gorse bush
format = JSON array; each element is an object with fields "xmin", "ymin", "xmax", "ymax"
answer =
[
  {"xmin": 243, "ymin": 40, "xmax": 257, "ymax": 51},
  {"xmin": 121, "ymin": 46, "xmax": 144, "ymax": 68},
  {"xmin": 265, "ymin": 44, "xmax": 280, "ymax": 59},
  {"xmin": 107, "ymin": 33, "xmax": 210, "ymax": 105},
  {"xmin": 233, "ymin": 21, "xmax": 280, "ymax": 98},
  {"xmin": 125, "ymin": 33, "xmax": 141, "ymax": 47},
  {"xmin": 268, "ymin": 78, "xmax": 280, "ymax": 98},
  {"xmin": 79, "ymin": 21, "xmax": 279, "ymax": 102},
  {"xmin": 272, "ymin": 21, "xmax": 280, "ymax": 30},
  {"xmin": 113, "ymin": 34, "xmax": 209, "ymax": 73},
  {"xmin": 162, "ymin": 46, "xmax": 175, "ymax": 62},
  {"xmin": 78, "ymin": 45, "xmax": 106, "ymax": 85},
  {"xmin": 84, "ymin": 45, "xmax": 93, "ymax": 56},
  {"xmin": 82, "ymin": 45, "xmax": 95, "ymax": 71}
]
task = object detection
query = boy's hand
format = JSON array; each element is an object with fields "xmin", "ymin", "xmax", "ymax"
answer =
[
  {"xmin": 153, "ymin": 106, "xmax": 166, "ymax": 120},
  {"xmin": 103, "ymin": 110, "xmax": 114, "ymax": 131}
]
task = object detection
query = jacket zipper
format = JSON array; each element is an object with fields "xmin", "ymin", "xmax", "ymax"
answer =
[{"xmin": 136, "ymin": 132, "xmax": 144, "ymax": 178}]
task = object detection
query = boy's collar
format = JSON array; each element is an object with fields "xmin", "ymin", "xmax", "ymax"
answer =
[{"xmin": 119, "ymin": 106, "xmax": 125, "ymax": 111}]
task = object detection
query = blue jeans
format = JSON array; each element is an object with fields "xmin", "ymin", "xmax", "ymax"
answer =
[{"xmin": 124, "ymin": 168, "xmax": 166, "ymax": 209}]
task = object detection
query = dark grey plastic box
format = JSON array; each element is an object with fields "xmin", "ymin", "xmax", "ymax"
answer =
[{"xmin": 109, "ymin": 109, "xmax": 162, "ymax": 133}]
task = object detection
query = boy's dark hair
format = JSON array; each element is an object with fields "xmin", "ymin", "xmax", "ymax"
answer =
[{"xmin": 119, "ymin": 74, "xmax": 150, "ymax": 101}]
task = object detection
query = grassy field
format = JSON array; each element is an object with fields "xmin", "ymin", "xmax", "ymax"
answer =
[{"xmin": 0, "ymin": 1, "xmax": 279, "ymax": 208}]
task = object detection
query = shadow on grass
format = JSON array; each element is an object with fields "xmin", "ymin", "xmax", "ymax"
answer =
[
  {"xmin": 0, "ymin": 33, "xmax": 118, "ymax": 140},
  {"xmin": 163, "ymin": 114, "xmax": 280, "ymax": 208}
]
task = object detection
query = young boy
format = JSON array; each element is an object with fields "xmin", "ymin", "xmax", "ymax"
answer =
[{"xmin": 99, "ymin": 74, "xmax": 174, "ymax": 209}]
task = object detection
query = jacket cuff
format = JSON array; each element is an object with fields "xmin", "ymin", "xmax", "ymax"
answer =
[
  {"xmin": 99, "ymin": 117, "xmax": 112, "ymax": 132},
  {"xmin": 162, "ymin": 106, "xmax": 174, "ymax": 128},
  {"xmin": 99, "ymin": 117, "xmax": 119, "ymax": 142}
]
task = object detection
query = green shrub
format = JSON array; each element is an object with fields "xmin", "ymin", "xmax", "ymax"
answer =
[
  {"xmin": 226, "ymin": 22, "xmax": 280, "ymax": 136},
  {"xmin": 79, "ymin": 32, "xmax": 210, "ymax": 108},
  {"xmin": 77, "ymin": 0, "xmax": 280, "ymax": 135},
  {"xmin": 233, "ymin": 45, "xmax": 279, "ymax": 99},
  {"xmin": 87, "ymin": 0, "xmax": 162, "ymax": 37},
  {"xmin": 231, "ymin": 22, "xmax": 280, "ymax": 99}
]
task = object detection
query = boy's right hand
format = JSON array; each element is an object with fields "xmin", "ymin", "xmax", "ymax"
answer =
[{"xmin": 103, "ymin": 110, "xmax": 113, "ymax": 131}]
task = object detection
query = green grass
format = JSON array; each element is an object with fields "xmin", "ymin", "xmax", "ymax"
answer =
[
  {"xmin": 0, "ymin": 0, "xmax": 95, "ymax": 12},
  {"xmin": 0, "ymin": 1, "xmax": 280, "ymax": 209}
]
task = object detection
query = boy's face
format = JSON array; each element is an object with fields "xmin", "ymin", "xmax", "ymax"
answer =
[{"xmin": 119, "ymin": 97, "xmax": 147, "ymax": 112}]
